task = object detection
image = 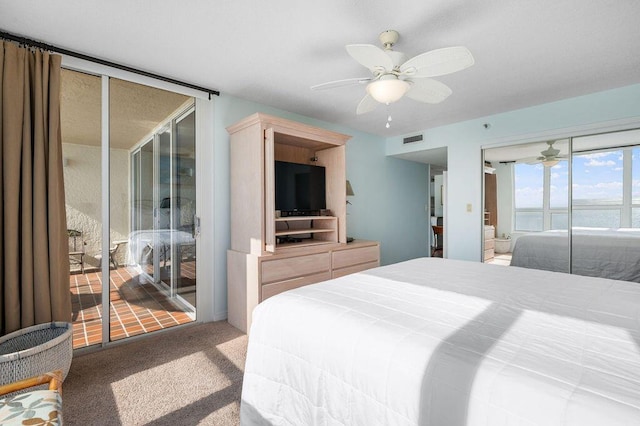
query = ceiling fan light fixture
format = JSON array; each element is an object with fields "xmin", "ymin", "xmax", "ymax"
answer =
[
  {"xmin": 366, "ymin": 79, "xmax": 410, "ymax": 104},
  {"xmin": 542, "ymin": 159, "xmax": 559, "ymax": 167}
]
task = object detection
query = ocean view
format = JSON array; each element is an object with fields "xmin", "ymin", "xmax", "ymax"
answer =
[{"xmin": 515, "ymin": 206, "xmax": 640, "ymax": 231}]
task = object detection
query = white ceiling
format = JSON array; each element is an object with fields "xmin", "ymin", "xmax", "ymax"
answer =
[{"xmin": 2, "ymin": 1, "xmax": 640, "ymax": 137}]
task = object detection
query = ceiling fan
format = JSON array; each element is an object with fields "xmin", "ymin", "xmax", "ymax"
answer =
[
  {"xmin": 311, "ymin": 30, "xmax": 475, "ymax": 115},
  {"xmin": 518, "ymin": 141, "xmax": 568, "ymax": 167}
]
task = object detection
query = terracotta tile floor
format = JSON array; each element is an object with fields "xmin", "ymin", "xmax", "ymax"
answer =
[{"xmin": 70, "ymin": 266, "xmax": 194, "ymax": 349}]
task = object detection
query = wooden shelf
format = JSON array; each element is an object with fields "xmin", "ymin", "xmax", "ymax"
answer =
[
  {"xmin": 275, "ymin": 216, "xmax": 327, "ymax": 222},
  {"xmin": 275, "ymin": 228, "xmax": 334, "ymax": 236},
  {"xmin": 274, "ymin": 239, "xmax": 336, "ymax": 250},
  {"xmin": 274, "ymin": 216, "xmax": 337, "ymax": 247}
]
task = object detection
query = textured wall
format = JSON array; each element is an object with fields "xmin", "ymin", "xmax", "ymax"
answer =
[{"xmin": 63, "ymin": 143, "xmax": 130, "ymax": 269}]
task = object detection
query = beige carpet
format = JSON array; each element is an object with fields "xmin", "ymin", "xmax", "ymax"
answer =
[{"xmin": 64, "ymin": 321, "xmax": 248, "ymax": 425}]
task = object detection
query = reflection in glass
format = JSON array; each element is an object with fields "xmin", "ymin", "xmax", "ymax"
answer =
[
  {"xmin": 111, "ymin": 77, "xmax": 195, "ymax": 343},
  {"xmin": 550, "ymin": 213, "xmax": 568, "ymax": 230},
  {"xmin": 549, "ymin": 161, "xmax": 569, "ymax": 209},
  {"xmin": 572, "ymin": 149, "xmax": 623, "ymax": 206},
  {"xmin": 484, "ymin": 131, "xmax": 640, "ymax": 283},
  {"xmin": 633, "ymin": 148, "xmax": 640, "ymax": 227},
  {"xmin": 572, "ymin": 209, "xmax": 621, "ymax": 228},
  {"xmin": 571, "ymin": 133, "xmax": 639, "ymax": 283},
  {"xmin": 174, "ymin": 110, "xmax": 196, "ymax": 307},
  {"xmin": 514, "ymin": 211, "xmax": 543, "ymax": 232},
  {"xmin": 514, "ymin": 163, "xmax": 543, "ymax": 209}
]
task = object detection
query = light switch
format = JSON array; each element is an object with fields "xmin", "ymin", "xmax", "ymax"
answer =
[{"xmin": 466, "ymin": 203, "xmax": 472, "ymax": 212}]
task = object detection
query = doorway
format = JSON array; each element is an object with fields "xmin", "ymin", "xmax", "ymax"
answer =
[
  {"xmin": 394, "ymin": 146, "xmax": 448, "ymax": 257},
  {"xmin": 431, "ymin": 173, "xmax": 445, "ymax": 257},
  {"xmin": 62, "ymin": 69, "xmax": 198, "ymax": 348}
]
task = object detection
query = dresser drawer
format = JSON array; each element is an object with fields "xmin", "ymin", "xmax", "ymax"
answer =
[
  {"xmin": 332, "ymin": 260, "xmax": 379, "ymax": 279},
  {"xmin": 484, "ymin": 248, "xmax": 495, "ymax": 261},
  {"xmin": 332, "ymin": 245, "xmax": 379, "ymax": 270},
  {"xmin": 261, "ymin": 252, "xmax": 330, "ymax": 284},
  {"xmin": 484, "ymin": 226, "xmax": 495, "ymax": 240},
  {"xmin": 261, "ymin": 271, "xmax": 332, "ymax": 301},
  {"xmin": 485, "ymin": 239, "xmax": 495, "ymax": 250}
]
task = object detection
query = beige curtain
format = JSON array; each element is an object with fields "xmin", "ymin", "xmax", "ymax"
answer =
[{"xmin": 0, "ymin": 41, "xmax": 70, "ymax": 335}]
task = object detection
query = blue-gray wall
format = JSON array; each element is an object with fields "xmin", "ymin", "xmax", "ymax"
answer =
[{"xmin": 386, "ymin": 83, "xmax": 640, "ymax": 262}]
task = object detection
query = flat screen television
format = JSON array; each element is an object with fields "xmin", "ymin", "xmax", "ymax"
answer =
[{"xmin": 275, "ymin": 161, "xmax": 326, "ymax": 214}]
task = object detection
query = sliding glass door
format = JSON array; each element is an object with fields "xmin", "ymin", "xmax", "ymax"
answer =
[
  {"xmin": 62, "ymin": 68, "xmax": 200, "ymax": 349},
  {"xmin": 129, "ymin": 105, "xmax": 197, "ymax": 313},
  {"xmin": 173, "ymin": 109, "xmax": 197, "ymax": 307},
  {"xmin": 482, "ymin": 127, "xmax": 640, "ymax": 283},
  {"xmin": 110, "ymin": 79, "xmax": 197, "ymax": 343}
]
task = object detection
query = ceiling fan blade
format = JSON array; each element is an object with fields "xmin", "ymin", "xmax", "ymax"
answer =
[
  {"xmin": 405, "ymin": 78, "xmax": 452, "ymax": 104},
  {"xmin": 345, "ymin": 44, "xmax": 394, "ymax": 72},
  {"xmin": 400, "ymin": 46, "xmax": 474, "ymax": 78},
  {"xmin": 514, "ymin": 157, "xmax": 541, "ymax": 164},
  {"xmin": 356, "ymin": 94, "xmax": 379, "ymax": 115},
  {"xmin": 311, "ymin": 77, "xmax": 372, "ymax": 91}
]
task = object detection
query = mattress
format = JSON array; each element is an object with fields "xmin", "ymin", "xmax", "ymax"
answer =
[
  {"xmin": 241, "ymin": 258, "xmax": 640, "ymax": 425},
  {"xmin": 510, "ymin": 228, "xmax": 640, "ymax": 282}
]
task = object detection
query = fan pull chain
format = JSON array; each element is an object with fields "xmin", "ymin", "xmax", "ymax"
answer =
[{"xmin": 386, "ymin": 114, "xmax": 392, "ymax": 129}]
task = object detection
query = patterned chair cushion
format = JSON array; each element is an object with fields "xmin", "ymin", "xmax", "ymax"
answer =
[{"xmin": 0, "ymin": 389, "xmax": 62, "ymax": 425}]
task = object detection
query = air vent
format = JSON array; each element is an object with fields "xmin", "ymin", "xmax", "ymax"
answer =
[{"xmin": 403, "ymin": 134, "xmax": 423, "ymax": 144}]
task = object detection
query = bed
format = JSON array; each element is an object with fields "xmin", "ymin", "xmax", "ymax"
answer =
[
  {"xmin": 128, "ymin": 229, "xmax": 195, "ymax": 264},
  {"xmin": 510, "ymin": 228, "xmax": 640, "ymax": 282},
  {"xmin": 241, "ymin": 258, "xmax": 640, "ymax": 425}
]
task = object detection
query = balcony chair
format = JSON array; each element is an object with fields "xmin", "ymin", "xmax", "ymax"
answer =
[
  {"xmin": 109, "ymin": 240, "xmax": 129, "ymax": 269},
  {"xmin": 68, "ymin": 229, "xmax": 85, "ymax": 274}
]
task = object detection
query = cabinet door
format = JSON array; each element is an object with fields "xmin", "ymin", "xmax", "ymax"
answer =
[{"xmin": 264, "ymin": 128, "xmax": 275, "ymax": 252}]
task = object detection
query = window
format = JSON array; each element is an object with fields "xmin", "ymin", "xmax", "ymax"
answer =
[
  {"xmin": 513, "ymin": 146, "xmax": 638, "ymax": 231},
  {"xmin": 514, "ymin": 163, "xmax": 544, "ymax": 231},
  {"xmin": 572, "ymin": 149, "xmax": 623, "ymax": 228},
  {"xmin": 572, "ymin": 150, "xmax": 623, "ymax": 205},
  {"xmin": 513, "ymin": 161, "xmax": 568, "ymax": 231},
  {"xmin": 549, "ymin": 162, "xmax": 569, "ymax": 209},
  {"xmin": 633, "ymin": 147, "xmax": 640, "ymax": 227}
]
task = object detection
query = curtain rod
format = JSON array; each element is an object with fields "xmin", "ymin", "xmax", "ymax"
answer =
[{"xmin": 0, "ymin": 30, "xmax": 220, "ymax": 99}]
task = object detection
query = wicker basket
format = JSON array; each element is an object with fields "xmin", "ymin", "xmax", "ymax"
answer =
[{"xmin": 0, "ymin": 322, "xmax": 73, "ymax": 386}]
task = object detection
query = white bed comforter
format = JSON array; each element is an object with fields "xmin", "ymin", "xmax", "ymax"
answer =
[
  {"xmin": 510, "ymin": 228, "xmax": 640, "ymax": 282},
  {"xmin": 241, "ymin": 258, "xmax": 640, "ymax": 426}
]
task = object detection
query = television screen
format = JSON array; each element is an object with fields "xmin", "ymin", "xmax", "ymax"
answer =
[{"xmin": 275, "ymin": 161, "xmax": 326, "ymax": 212}]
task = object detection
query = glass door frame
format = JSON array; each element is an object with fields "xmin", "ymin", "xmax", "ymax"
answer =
[
  {"xmin": 481, "ymin": 127, "xmax": 640, "ymax": 274},
  {"xmin": 129, "ymin": 104, "xmax": 197, "ymax": 312},
  {"xmin": 63, "ymin": 54, "xmax": 215, "ymax": 350}
]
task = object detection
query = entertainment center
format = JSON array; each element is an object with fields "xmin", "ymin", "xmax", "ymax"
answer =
[{"xmin": 226, "ymin": 113, "xmax": 380, "ymax": 332}]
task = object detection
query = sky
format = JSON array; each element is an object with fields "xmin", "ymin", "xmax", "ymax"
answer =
[{"xmin": 515, "ymin": 147, "xmax": 640, "ymax": 209}]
